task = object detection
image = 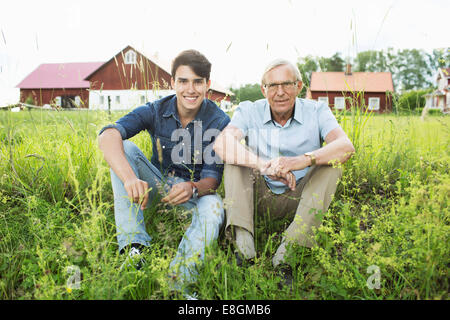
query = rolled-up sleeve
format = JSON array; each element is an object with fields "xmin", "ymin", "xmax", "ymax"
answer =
[
  {"xmin": 229, "ymin": 101, "xmax": 252, "ymax": 136},
  {"xmin": 317, "ymin": 101, "xmax": 340, "ymax": 140},
  {"xmin": 98, "ymin": 123, "xmax": 128, "ymax": 139},
  {"xmin": 98, "ymin": 104, "xmax": 155, "ymax": 139},
  {"xmin": 199, "ymin": 115, "xmax": 230, "ymax": 185}
]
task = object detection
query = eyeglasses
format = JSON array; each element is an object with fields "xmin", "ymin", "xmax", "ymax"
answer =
[{"xmin": 263, "ymin": 81, "xmax": 298, "ymax": 92}]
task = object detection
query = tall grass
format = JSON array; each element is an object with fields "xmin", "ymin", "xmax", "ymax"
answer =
[{"xmin": 0, "ymin": 108, "xmax": 448, "ymax": 300}]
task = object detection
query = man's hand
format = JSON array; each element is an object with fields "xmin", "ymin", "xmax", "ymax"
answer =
[
  {"xmin": 258, "ymin": 158, "xmax": 297, "ymax": 191},
  {"xmin": 266, "ymin": 156, "xmax": 308, "ymax": 176},
  {"xmin": 267, "ymin": 171, "xmax": 296, "ymax": 191},
  {"xmin": 123, "ymin": 178, "xmax": 151, "ymax": 210},
  {"xmin": 161, "ymin": 181, "xmax": 193, "ymax": 205}
]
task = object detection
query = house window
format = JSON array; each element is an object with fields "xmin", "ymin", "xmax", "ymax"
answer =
[
  {"xmin": 115, "ymin": 96, "xmax": 120, "ymax": 104},
  {"xmin": 100, "ymin": 96, "xmax": 104, "ymax": 105},
  {"xmin": 125, "ymin": 50, "xmax": 137, "ymax": 64},
  {"xmin": 318, "ymin": 97, "xmax": 329, "ymax": 105},
  {"xmin": 368, "ymin": 97, "xmax": 380, "ymax": 111},
  {"xmin": 140, "ymin": 95, "xmax": 146, "ymax": 104},
  {"xmin": 334, "ymin": 97, "xmax": 346, "ymax": 110}
]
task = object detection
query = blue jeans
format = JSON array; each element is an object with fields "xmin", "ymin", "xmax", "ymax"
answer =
[{"xmin": 110, "ymin": 140, "xmax": 224, "ymax": 286}]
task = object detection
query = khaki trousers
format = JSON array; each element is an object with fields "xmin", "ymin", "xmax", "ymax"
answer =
[{"xmin": 224, "ymin": 164, "xmax": 342, "ymax": 248}]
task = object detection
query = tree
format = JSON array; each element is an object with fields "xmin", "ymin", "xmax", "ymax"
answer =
[
  {"xmin": 297, "ymin": 55, "xmax": 318, "ymax": 97},
  {"xmin": 394, "ymin": 49, "xmax": 434, "ymax": 91},
  {"xmin": 318, "ymin": 52, "xmax": 345, "ymax": 72},
  {"xmin": 354, "ymin": 50, "xmax": 392, "ymax": 72},
  {"xmin": 230, "ymin": 83, "xmax": 264, "ymax": 104},
  {"xmin": 430, "ymin": 48, "xmax": 450, "ymax": 70}
]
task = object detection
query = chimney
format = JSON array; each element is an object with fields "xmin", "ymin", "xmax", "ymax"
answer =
[{"xmin": 345, "ymin": 64, "xmax": 352, "ymax": 75}]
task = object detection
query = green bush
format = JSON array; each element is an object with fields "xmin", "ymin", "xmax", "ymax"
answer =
[{"xmin": 394, "ymin": 89, "xmax": 433, "ymax": 113}]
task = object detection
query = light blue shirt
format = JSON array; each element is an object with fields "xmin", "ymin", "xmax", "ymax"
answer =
[{"xmin": 230, "ymin": 97, "xmax": 340, "ymax": 194}]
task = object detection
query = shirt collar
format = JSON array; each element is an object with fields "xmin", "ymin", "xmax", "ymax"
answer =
[
  {"xmin": 162, "ymin": 95, "xmax": 208, "ymax": 123},
  {"xmin": 263, "ymin": 98, "xmax": 304, "ymax": 125},
  {"xmin": 292, "ymin": 98, "xmax": 304, "ymax": 124},
  {"xmin": 162, "ymin": 95, "xmax": 179, "ymax": 119}
]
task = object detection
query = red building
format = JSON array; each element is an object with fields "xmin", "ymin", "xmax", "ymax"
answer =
[
  {"xmin": 16, "ymin": 62, "xmax": 103, "ymax": 108},
  {"xmin": 307, "ymin": 65, "xmax": 394, "ymax": 112},
  {"xmin": 16, "ymin": 45, "xmax": 233, "ymax": 110}
]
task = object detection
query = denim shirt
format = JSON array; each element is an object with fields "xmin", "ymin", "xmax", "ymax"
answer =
[{"xmin": 99, "ymin": 94, "xmax": 230, "ymax": 184}]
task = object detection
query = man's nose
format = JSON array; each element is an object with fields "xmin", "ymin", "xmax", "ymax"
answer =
[
  {"xmin": 275, "ymin": 84, "xmax": 285, "ymax": 95},
  {"xmin": 187, "ymin": 81, "xmax": 196, "ymax": 91}
]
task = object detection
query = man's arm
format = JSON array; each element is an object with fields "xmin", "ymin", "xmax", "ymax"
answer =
[
  {"xmin": 268, "ymin": 127, "xmax": 355, "ymax": 175},
  {"xmin": 213, "ymin": 124, "xmax": 296, "ymax": 189},
  {"xmin": 213, "ymin": 125, "xmax": 266, "ymax": 171},
  {"xmin": 98, "ymin": 128, "xmax": 150, "ymax": 210},
  {"xmin": 161, "ymin": 177, "xmax": 219, "ymax": 205}
]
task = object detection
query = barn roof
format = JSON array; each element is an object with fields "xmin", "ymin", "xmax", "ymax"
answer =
[
  {"xmin": 310, "ymin": 71, "xmax": 394, "ymax": 93},
  {"xmin": 16, "ymin": 62, "xmax": 104, "ymax": 89}
]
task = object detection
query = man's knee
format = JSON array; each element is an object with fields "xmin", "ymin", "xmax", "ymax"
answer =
[
  {"xmin": 122, "ymin": 140, "xmax": 141, "ymax": 158},
  {"xmin": 197, "ymin": 194, "xmax": 225, "ymax": 221}
]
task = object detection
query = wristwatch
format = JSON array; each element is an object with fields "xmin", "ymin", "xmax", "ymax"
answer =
[
  {"xmin": 304, "ymin": 152, "xmax": 316, "ymax": 166},
  {"xmin": 187, "ymin": 181, "xmax": 199, "ymax": 199}
]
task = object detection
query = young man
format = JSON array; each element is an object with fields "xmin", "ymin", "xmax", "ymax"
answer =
[
  {"xmin": 213, "ymin": 58, "xmax": 355, "ymax": 287},
  {"xmin": 98, "ymin": 50, "xmax": 230, "ymax": 294}
]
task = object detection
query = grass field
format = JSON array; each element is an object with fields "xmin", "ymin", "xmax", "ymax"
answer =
[{"xmin": 0, "ymin": 108, "xmax": 448, "ymax": 300}]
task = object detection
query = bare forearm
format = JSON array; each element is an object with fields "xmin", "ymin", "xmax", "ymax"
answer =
[
  {"xmin": 214, "ymin": 133, "xmax": 266, "ymax": 170},
  {"xmin": 269, "ymin": 136, "xmax": 355, "ymax": 175},
  {"xmin": 194, "ymin": 177, "xmax": 219, "ymax": 197},
  {"xmin": 98, "ymin": 128, "xmax": 136, "ymax": 183},
  {"xmin": 312, "ymin": 137, "xmax": 355, "ymax": 166}
]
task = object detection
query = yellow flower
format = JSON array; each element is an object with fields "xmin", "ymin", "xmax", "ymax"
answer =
[{"xmin": 66, "ymin": 287, "xmax": 72, "ymax": 294}]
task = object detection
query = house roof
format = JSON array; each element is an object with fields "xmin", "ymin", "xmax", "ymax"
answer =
[
  {"xmin": 16, "ymin": 62, "xmax": 104, "ymax": 89},
  {"xmin": 310, "ymin": 71, "xmax": 394, "ymax": 93}
]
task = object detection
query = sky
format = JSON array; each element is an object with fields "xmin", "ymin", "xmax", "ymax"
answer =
[{"xmin": 0, "ymin": 0, "xmax": 448, "ymax": 106}]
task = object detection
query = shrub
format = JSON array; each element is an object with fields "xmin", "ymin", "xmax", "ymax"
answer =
[{"xmin": 394, "ymin": 89, "xmax": 433, "ymax": 113}]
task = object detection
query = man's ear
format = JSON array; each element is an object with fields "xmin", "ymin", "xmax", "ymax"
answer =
[
  {"xmin": 206, "ymin": 79, "xmax": 211, "ymax": 90},
  {"xmin": 260, "ymin": 85, "xmax": 267, "ymax": 98},
  {"xmin": 296, "ymin": 81, "xmax": 303, "ymax": 94},
  {"xmin": 170, "ymin": 77, "xmax": 175, "ymax": 89}
]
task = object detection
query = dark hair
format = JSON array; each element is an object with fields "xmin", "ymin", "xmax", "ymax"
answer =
[{"xmin": 171, "ymin": 49, "xmax": 212, "ymax": 81}]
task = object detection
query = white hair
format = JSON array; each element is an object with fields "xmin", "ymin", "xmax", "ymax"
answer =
[{"xmin": 261, "ymin": 58, "xmax": 302, "ymax": 84}]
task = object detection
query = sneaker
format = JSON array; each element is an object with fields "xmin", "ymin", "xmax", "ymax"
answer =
[
  {"xmin": 183, "ymin": 291, "xmax": 199, "ymax": 300},
  {"xmin": 120, "ymin": 246, "xmax": 146, "ymax": 270}
]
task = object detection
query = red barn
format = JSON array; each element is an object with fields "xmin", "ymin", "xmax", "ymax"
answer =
[
  {"xmin": 16, "ymin": 62, "xmax": 103, "ymax": 108},
  {"xmin": 16, "ymin": 45, "xmax": 233, "ymax": 110},
  {"xmin": 307, "ymin": 65, "xmax": 394, "ymax": 112}
]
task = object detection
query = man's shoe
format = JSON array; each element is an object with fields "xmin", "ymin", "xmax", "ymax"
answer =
[
  {"xmin": 276, "ymin": 264, "xmax": 294, "ymax": 291},
  {"xmin": 232, "ymin": 227, "xmax": 256, "ymax": 266},
  {"xmin": 120, "ymin": 245, "xmax": 146, "ymax": 270}
]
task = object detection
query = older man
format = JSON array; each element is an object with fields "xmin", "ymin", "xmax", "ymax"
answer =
[{"xmin": 213, "ymin": 59, "xmax": 354, "ymax": 285}]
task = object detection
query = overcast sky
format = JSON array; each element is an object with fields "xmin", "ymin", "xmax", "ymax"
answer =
[{"xmin": 0, "ymin": 0, "xmax": 448, "ymax": 106}]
